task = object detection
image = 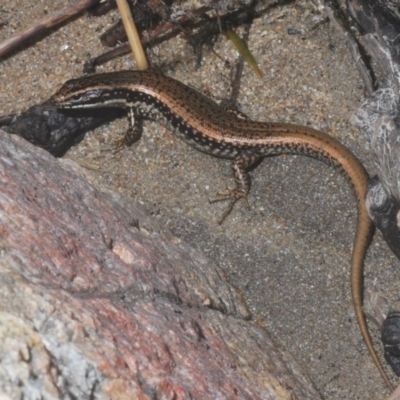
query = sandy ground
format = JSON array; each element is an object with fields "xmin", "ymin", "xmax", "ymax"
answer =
[{"xmin": 1, "ymin": 1, "xmax": 399, "ymax": 398}]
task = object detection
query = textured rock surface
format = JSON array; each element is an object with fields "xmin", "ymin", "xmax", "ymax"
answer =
[
  {"xmin": 0, "ymin": 129, "xmax": 320, "ymax": 399},
  {"xmin": 349, "ymin": 0, "xmax": 400, "ymax": 259}
]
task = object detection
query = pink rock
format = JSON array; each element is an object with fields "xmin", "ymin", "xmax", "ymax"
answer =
[{"xmin": 0, "ymin": 130, "xmax": 320, "ymax": 399}]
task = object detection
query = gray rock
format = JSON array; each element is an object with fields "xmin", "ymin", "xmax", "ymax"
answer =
[{"xmin": 349, "ymin": 0, "xmax": 400, "ymax": 257}]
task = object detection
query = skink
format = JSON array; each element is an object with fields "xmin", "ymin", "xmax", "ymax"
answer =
[{"xmin": 51, "ymin": 70, "xmax": 393, "ymax": 390}]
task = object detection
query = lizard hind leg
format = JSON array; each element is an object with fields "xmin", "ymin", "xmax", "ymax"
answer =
[{"xmin": 209, "ymin": 150, "xmax": 263, "ymax": 224}]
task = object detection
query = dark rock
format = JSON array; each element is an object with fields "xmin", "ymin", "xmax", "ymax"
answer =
[{"xmin": 3, "ymin": 100, "xmax": 122, "ymax": 156}]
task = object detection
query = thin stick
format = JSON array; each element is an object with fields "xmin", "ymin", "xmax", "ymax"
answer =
[
  {"xmin": 0, "ymin": 0, "xmax": 100, "ymax": 59},
  {"xmin": 115, "ymin": 0, "xmax": 148, "ymax": 70},
  {"xmin": 85, "ymin": 5, "xmax": 214, "ymax": 71}
]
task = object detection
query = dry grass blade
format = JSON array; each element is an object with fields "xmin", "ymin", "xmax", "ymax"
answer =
[{"xmin": 115, "ymin": 0, "xmax": 148, "ymax": 70}]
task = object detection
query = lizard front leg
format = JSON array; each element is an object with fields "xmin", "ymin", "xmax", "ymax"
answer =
[{"xmin": 210, "ymin": 149, "xmax": 263, "ymax": 224}]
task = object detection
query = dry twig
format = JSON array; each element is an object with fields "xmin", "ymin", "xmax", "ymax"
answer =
[{"xmin": 0, "ymin": 0, "xmax": 100, "ymax": 59}]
